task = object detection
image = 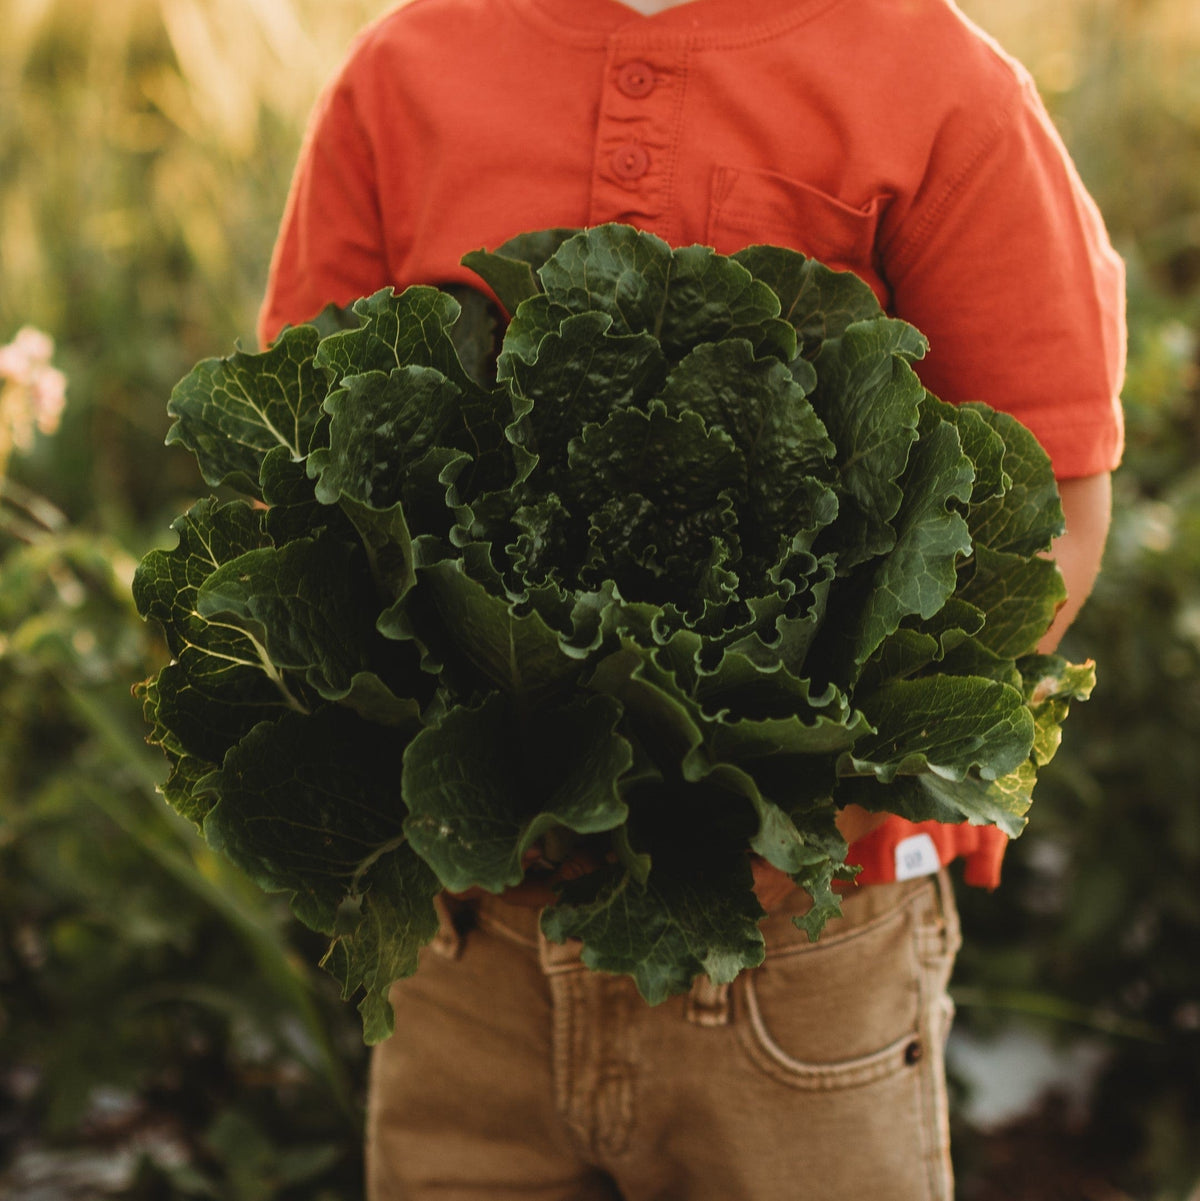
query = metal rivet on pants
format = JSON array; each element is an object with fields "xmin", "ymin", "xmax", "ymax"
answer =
[{"xmin": 905, "ymin": 1039, "xmax": 923, "ymax": 1065}]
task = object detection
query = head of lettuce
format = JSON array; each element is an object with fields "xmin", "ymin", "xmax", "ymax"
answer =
[{"xmin": 134, "ymin": 224, "xmax": 1092, "ymax": 1043}]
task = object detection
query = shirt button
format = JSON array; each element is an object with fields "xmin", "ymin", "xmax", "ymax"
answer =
[
  {"xmin": 611, "ymin": 142, "xmax": 650, "ymax": 181},
  {"xmin": 616, "ymin": 60, "xmax": 656, "ymax": 98}
]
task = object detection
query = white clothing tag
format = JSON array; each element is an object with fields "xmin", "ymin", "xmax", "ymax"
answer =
[{"xmin": 894, "ymin": 833, "xmax": 941, "ymax": 881}]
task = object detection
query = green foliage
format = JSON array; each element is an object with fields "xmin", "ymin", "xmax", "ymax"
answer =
[{"xmin": 135, "ymin": 225, "xmax": 1087, "ymax": 1041}]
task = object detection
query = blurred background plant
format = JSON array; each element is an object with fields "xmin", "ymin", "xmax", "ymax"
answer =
[{"xmin": 0, "ymin": 0, "xmax": 1197, "ymax": 1197}]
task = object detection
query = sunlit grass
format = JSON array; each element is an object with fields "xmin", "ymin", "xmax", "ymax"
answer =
[{"xmin": 0, "ymin": 0, "xmax": 391, "ymax": 340}]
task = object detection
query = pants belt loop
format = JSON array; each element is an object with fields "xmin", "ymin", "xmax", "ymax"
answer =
[
  {"xmin": 685, "ymin": 975, "xmax": 731, "ymax": 1027},
  {"xmin": 538, "ymin": 927, "xmax": 587, "ymax": 975},
  {"xmin": 429, "ymin": 894, "xmax": 466, "ymax": 960}
]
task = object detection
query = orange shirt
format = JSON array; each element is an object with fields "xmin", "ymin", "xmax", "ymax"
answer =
[{"xmin": 260, "ymin": 0, "xmax": 1126, "ymax": 888}]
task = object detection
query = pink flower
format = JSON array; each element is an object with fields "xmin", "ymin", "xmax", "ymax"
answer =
[
  {"xmin": 13, "ymin": 326, "xmax": 54, "ymax": 367},
  {"xmin": 0, "ymin": 343, "xmax": 30, "ymax": 385},
  {"xmin": 0, "ymin": 327, "xmax": 55, "ymax": 387},
  {"xmin": 1, "ymin": 326, "xmax": 67, "ymax": 458},
  {"xmin": 32, "ymin": 366, "xmax": 67, "ymax": 436}
]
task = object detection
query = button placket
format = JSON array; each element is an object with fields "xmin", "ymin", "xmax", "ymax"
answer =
[{"xmin": 589, "ymin": 39, "xmax": 689, "ymax": 238}]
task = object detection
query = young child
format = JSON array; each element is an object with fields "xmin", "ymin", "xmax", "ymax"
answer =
[{"xmin": 259, "ymin": 0, "xmax": 1124, "ymax": 1195}]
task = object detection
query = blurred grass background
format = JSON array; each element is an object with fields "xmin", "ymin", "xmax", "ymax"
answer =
[{"xmin": 1, "ymin": 0, "xmax": 1198, "ymax": 1197}]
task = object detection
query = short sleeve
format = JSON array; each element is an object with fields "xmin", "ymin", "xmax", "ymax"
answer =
[
  {"xmin": 257, "ymin": 51, "xmax": 391, "ymax": 348},
  {"xmin": 884, "ymin": 71, "xmax": 1125, "ymax": 480}
]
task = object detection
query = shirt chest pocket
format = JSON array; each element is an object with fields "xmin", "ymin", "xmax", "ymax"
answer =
[{"xmin": 707, "ymin": 166, "xmax": 892, "ymax": 307}]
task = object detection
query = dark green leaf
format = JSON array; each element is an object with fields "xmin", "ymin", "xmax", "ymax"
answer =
[
  {"xmin": 958, "ymin": 544, "xmax": 1067, "ymax": 659},
  {"xmin": 536, "ymin": 226, "xmax": 787, "ymax": 360},
  {"xmin": 500, "ymin": 312, "xmax": 668, "ymax": 482},
  {"xmin": 314, "ymin": 287, "xmax": 474, "ymax": 395},
  {"xmin": 809, "ymin": 321, "xmax": 925, "ymax": 568},
  {"xmin": 196, "ymin": 535, "xmax": 385, "ymax": 702},
  {"xmin": 657, "ymin": 340, "xmax": 837, "ymax": 564},
  {"xmin": 418, "ymin": 556, "xmax": 585, "ymax": 700},
  {"xmin": 320, "ymin": 846, "xmax": 441, "ymax": 1044},
  {"xmin": 133, "ymin": 500, "xmax": 302, "ymax": 766},
  {"xmin": 837, "ymin": 401, "xmax": 975, "ymax": 667},
  {"xmin": 201, "ymin": 708, "xmax": 418, "ymax": 936},
  {"xmin": 964, "ymin": 403, "xmax": 1064, "ymax": 554},
  {"xmin": 731, "ymin": 244, "xmax": 885, "ymax": 358},
  {"xmin": 164, "ymin": 324, "xmax": 325, "ymax": 496},
  {"xmin": 541, "ymin": 777, "xmax": 764, "ymax": 1002},
  {"xmin": 460, "ymin": 248, "xmax": 542, "ymax": 315},
  {"xmin": 843, "ymin": 674, "xmax": 1034, "ymax": 784},
  {"xmin": 401, "ymin": 691, "xmax": 632, "ymax": 892}
]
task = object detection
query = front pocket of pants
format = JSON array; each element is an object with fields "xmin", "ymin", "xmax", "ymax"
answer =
[
  {"xmin": 737, "ymin": 971, "xmax": 924, "ymax": 1090},
  {"xmin": 733, "ymin": 891, "xmax": 926, "ymax": 1090}
]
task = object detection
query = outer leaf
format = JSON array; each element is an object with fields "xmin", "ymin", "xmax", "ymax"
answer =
[
  {"xmin": 314, "ymin": 288, "xmax": 514, "ymax": 498},
  {"xmin": 460, "ymin": 247, "xmax": 542, "ymax": 315},
  {"xmin": 495, "ymin": 227, "xmax": 580, "ymax": 272},
  {"xmin": 809, "ymin": 321, "xmax": 925, "ymax": 568},
  {"xmin": 320, "ymin": 846, "xmax": 441, "ymax": 1044},
  {"xmin": 314, "ymin": 287, "xmax": 469, "ymax": 392},
  {"xmin": 931, "ymin": 396, "xmax": 1009, "ymax": 504},
  {"xmin": 133, "ymin": 501, "xmax": 266, "ymax": 649},
  {"xmin": 965, "ymin": 403, "xmax": 1064, "ymax": 554},
  {"xmin": 259, "ymin": 445, "xmax": 356, "ymax": 547},
  {"xmin": 498, "ymin": 294, "xmax": 575, "ymax": 369},
  {"xmin": 844, "ymin": 674, "xmax": 1034, "ymax": 784},
  {"xmin": 731, "ymin": 244, "xmax": 884, "ymax": 358},
  {"xmin": 536, "ymin": 225, "xmax": 672, "ymax": 334},
  {"xmin": 542, "ymin": 859, "xmax": 766, "ymax": 1003},
  {"xmin": 307, "ymin": 365, "xmax": 471, "ymax": 601},
  {"xmin": 196, "ymin": 535, "xmax": 385, "ymax": 702},
  {"xmin": 841, "ymin": 761, "xmax": 1037, "ymax": 837},
  {"xmin": 133, "ymin": 500, "xmax": 303, "ymax": 761},
  {"xmin": 135, "ymin": 674, "xmax": 219, "ymax": 826},
  {"xmin": 419, "ymin": 556, "xmax": 585, "ymax": 700},
  {"xmin": 722, "ymin": 553, "xmax": 837, "ymax": 677},
  {"xmin": 698, "ymin": 660, "xmax": 872, "ymax": 761},
  {"xmin": 443, "ymin": 284, "xmax": 502, "ymax": 389},
  {"xmin": 837, "ymin": 401, "xmax": 975, "ymax": 668},
  {"xmin": 541, "ymin": 777, "xmax": 765, "ymax": 1003},
  {"xmin": 401, "ymin": 692, "xmax": 632, "ymax": 892},
  {"xmin": 587, "ymin": 641, "xmax": 707, "ymax": 778},
  {"xmin": 165, "ymin": 324, "xmax": 324, "ymax": 496},
  {"xmin": 1019, "ymin": 654, "xmax": 1096, "ymax": 766},
  {"xmin": 201, "ymin": 708, "xmax": 418, "ymax": 937},
  {"xmin": 310, "ymin": 367, "xmax": 464, "ymax": 510},
  {"xmin": 957, "ymin": 544, "xmax": 1068, "ymax": 660},
  {"xmin": 535, "ymin": 226, "xmax": 788, "ymax": 360}
]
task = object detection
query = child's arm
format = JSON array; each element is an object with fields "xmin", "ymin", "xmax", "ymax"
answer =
[{"xmin": 1038, "ymin": 471, "xmax": 1113, "ymax": 654}]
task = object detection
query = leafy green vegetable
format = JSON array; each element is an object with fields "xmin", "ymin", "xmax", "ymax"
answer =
[{"xmin": 134, "ymin": 224, "xmax": 1092, "ymax": 1041}]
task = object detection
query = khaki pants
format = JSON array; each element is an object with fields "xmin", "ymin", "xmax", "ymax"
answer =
[{"xmin": 367, "ymin": 871, "xmax": 962, "ymax": 1200}]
